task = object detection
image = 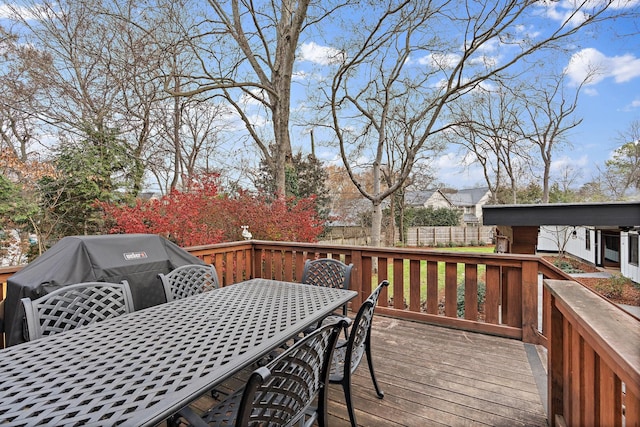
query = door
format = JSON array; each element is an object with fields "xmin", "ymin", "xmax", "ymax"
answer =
[{"xmin": 601, "ymin": 231, "xmax": 621, "ymax": 268}]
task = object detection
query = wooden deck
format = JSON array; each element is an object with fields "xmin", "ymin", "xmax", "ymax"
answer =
[{"xmin": 179, "ymin": 316, "xmax": 548, "ymax": 427}]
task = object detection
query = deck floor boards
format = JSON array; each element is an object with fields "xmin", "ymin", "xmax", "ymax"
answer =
[
  {"xmin": 168, "ymin": 316, "xmax": 548, "ymax": 427},
  {"xmin": 326, "ymin": 316, "xmax": 548, "ymax": 426}
]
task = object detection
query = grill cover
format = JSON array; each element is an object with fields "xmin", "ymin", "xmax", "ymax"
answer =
[{"xmin": 4, "ymin": 234, "xmax": 204, "ymax": 346}]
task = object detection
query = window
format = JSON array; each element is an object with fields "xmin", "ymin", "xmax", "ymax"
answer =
[
  {"xmin": 585, "ymin": 229, "xmax": 591, "ymax": 250},
  {"xmin": 630, "ymin": 233, "xmax": 639, "ymax": 266}
]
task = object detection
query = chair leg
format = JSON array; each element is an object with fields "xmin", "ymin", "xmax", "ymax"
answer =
[
  {"xmin": 166, "ymin": 414, "xmax": 181, "ymax": 427},
  {"xmin": 365, "ymin": 339, "xmax": 384, "ymax": 398},
  {"xmin": 342, "ymin": 376, "xmax": 358, "ymax": 427}
]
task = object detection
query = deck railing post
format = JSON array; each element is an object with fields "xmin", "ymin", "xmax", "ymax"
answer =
[
  {"xmin": 349, "ymin": 248, "xmax": 363, "ymax": 310},
  {"xmin": 521, "ymin": 260, "xmax": 540, "ymax": 344},
  {"xmin": 252, "ymin": 244, "xmax": 262, "ymax": 280},
  {"xmin": 548, "ymin": 291, "xmax": 564, "ymax": 426}
]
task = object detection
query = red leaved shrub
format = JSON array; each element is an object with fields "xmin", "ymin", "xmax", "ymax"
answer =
[{"xmin": 98, "ymin": 175, "xmax": 324, "ymax": 246}]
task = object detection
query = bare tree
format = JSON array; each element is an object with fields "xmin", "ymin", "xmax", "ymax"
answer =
[
  {"xmin": 555, "ymin": 164, "xmax": 582, "ymax": 195},
  {"xmin": 99, "ymin": 1, "xmax": 167, "ymax": 197},
  {"xmin": 540, "ymin": 225, "xmax": 575, "ymax": 258},
  {"xmin": 324, "ymin": 0, "xmax": 622, "ymax": 246},
  {"xmin": 8, "ymin": 1, "xmax": 121, "ymax": 136},
  {"xmin": 327, "ymin": 2, "xmax": 453, "ymax": 246},
  {"xmin": 160, "ymin": 0, "xmax": 351, "ymax": 194},
  {"xmin": 0, "ymin": 25, "xmax": 48, "ymax": 169},
  {"xmin": 520, "ymin": 73, "xmax": 585, "ymax": 203},
  {"xmin": 448, "ymin": 84, "xmax": 532, "ymax": 204}
]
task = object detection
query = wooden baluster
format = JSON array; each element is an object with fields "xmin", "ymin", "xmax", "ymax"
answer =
[
  {"xmin": 409, "ymin": 259, "xmax": 421, "ymax": 312},
  {"xmin": 426, "ymin": 261, "xmax": 438, "ymax": 315},
  {"xmin": 444, "ymin": 262, "xmax": 457, "ymax": 317},
  {"xmin": 464, "ymin": 264, "xmax": 478, "ymax": 320},
  {"xmin": 393, "ymin": 258, "xmax": 404, "ymax": 309}
]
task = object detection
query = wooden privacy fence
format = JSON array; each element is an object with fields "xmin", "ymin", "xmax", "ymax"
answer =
[
  {"xmin": 320, "ymin": 226, "xmax": 494, "ymax": 247},
  {"xmin": 402, "ymin": 226, "xmax": 494, "ymax": 246},
  {"xmin": 545, "ymin": 279, "xmax": 640, "ymax": 427}
]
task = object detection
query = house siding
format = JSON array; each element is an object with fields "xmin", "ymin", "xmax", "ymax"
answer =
[
  {"xmin": 424, "ymin": 192, "xmax": 453, "ymax": 209},
  {"xmin": 622, "ymin": 231, "xmax": 640, "ymax": 283},
  {"xmin": 539, "ymin": 226, "xmax": 639, "ymax": 284},
  {"xmin": 538, "ymin": 226, "xmax": 597, "ymax": 265}
]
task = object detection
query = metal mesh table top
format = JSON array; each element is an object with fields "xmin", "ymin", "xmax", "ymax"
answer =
[{"xmin": 0, "ymin": 279, "xmax": 356, "ymax": 427}]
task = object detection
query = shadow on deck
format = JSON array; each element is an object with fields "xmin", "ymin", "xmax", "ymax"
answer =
[{"xmin": 184, "ymin": 317, "xmax": 548, "ymax": 427}]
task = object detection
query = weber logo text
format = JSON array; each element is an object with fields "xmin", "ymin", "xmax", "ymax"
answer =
[{"xmin": 123, "ymin": 251, "xmax": 148, "ymax": 260}]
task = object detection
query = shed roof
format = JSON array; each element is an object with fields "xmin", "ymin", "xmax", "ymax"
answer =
[{"xmin": 482, "ymin": 202, "xmax": 640, "ymax": 228}]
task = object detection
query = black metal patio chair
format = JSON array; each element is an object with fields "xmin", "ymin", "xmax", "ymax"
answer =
[
  {"xmin": 159, "ymin": 264, "xmax": 219, "ymax": 302},
  {"xmin": 171, "ymin": 317, "xmax": 349, "ymax": 427},
  {"xmin": 301, "ymin": 258, "xmax": 353, "ymax": 307},
  {"xmin": 302, "ymin": 258, "xmax": 353, "ymax": 334},
  {"xmin": 329, "ymin": 280, "xmax": 389, "ymax": 427},
  {"xmin": 21, "ymin": 281, "xmax": 134, "ymax": 341}
]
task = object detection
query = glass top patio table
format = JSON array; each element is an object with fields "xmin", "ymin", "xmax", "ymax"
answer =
[{"xmin": 0, "ymin": 278, "xmax": 357, "ymax": 426}]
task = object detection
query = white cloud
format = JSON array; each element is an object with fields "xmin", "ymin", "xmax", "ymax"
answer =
[
  {"xmin": 607, "ymin": 0, "xmax": 640, "ymax": 9},
  {"xmin": 537, "ymin": 1, "xmax": 592, "ymax": 27},
  {"xmin": 436, "ymin": 160, "xmax": 487, "ymax": 188},
  {"xmin": 539, "ymin": 0, "xmax": 640, "ymax": 26},
  {"xmin": 551, "ymin": 154, "xmax": 588, "ymax": 172},
  {"xmin": 238, "ymin": 89, "xmax": 267, "ymax": 106},
  {"xmin": 476, "ymin": 38, "xmax": 500, "ymax": 54},
  {"xmin": 292, "ymin": 70, "xmax": 309, "ymax": 81},
  {"xmin": 298, "ymin": 42, "xmax": 344, "ymax": 65},
  {"xmin": 418, "ymin": 52, "xmax": 461, "ymax": 69},
  {"xmin": 583, "ymin": 87, "xmax": 599, "ymax": 96},
  {"xmin": 622, "ymin": 98, "xmax": 640, "ymax": 111},
  {"xmin": 469, "ymin": 55, "xmax": 499, "ymax": 68},
  {"xmin": 0, "ymin": 3, "xmax": 38, "ymax": 20},
  {"xmin": 514, "ymin": 24, "xmax": 541, "ymax": 40},
  {"xmin": 565, "ymin": 48, "xmax": 640, "ymax": 86},
  {"xmin": 247, "ymin": 114, "xmax": 268, "ymax": 127},
  {"xmin": 0, "ymin": 4, "xmax": 12, "ymax": 19}
]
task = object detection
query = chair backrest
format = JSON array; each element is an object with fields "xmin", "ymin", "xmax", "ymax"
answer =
[
  {"xmin": 158, "ymin": 264, "xmax": 219, "ymax": 302},
  {"xmin": 233, "ymin": 318, "xmax": 348, "ymax": 427},
  {"xmin": 342, "ymin": 280, "xmax": 389, "ymax": 375},
  {"xmin": 301, "ymin": 258, "xmax": 353, "ymax": 291},
  {"xmin": 21, "ymin": 281, "xmax": 134, "ymax": 341}
]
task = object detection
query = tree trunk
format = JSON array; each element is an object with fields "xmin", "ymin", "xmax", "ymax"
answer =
[
  {"xmin": 170, "ymin": 72, "xmax": 182, "ymax": 191},
  {"xmin": 542, "ymin": 163, "xmax": 551, "ymax": 203},
  {"xmin": 371, "ymin": 200, "xmax": 383, "ymax": 248}
]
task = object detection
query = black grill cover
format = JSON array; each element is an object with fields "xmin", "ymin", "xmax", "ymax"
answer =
[{"xmin": 4, "ymin": 234, "xmax": 204, "ymax": 346}]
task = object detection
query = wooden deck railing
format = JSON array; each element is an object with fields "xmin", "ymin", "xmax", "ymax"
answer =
[
  {"xmin": 185, "ymin": 240, "xmax": 574, "ymax": 345},
  {"xmin": 545, "ymin": 279, "xmax": 640, "ymax": 427},
  {"xmin": 1, "ymin": 240, "xmax": 572, "ymax": 347}
]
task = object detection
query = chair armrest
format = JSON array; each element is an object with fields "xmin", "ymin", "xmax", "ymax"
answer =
[{"xmin": 172, "ymin": 406, "xmax": 210, "ymax": 427}]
